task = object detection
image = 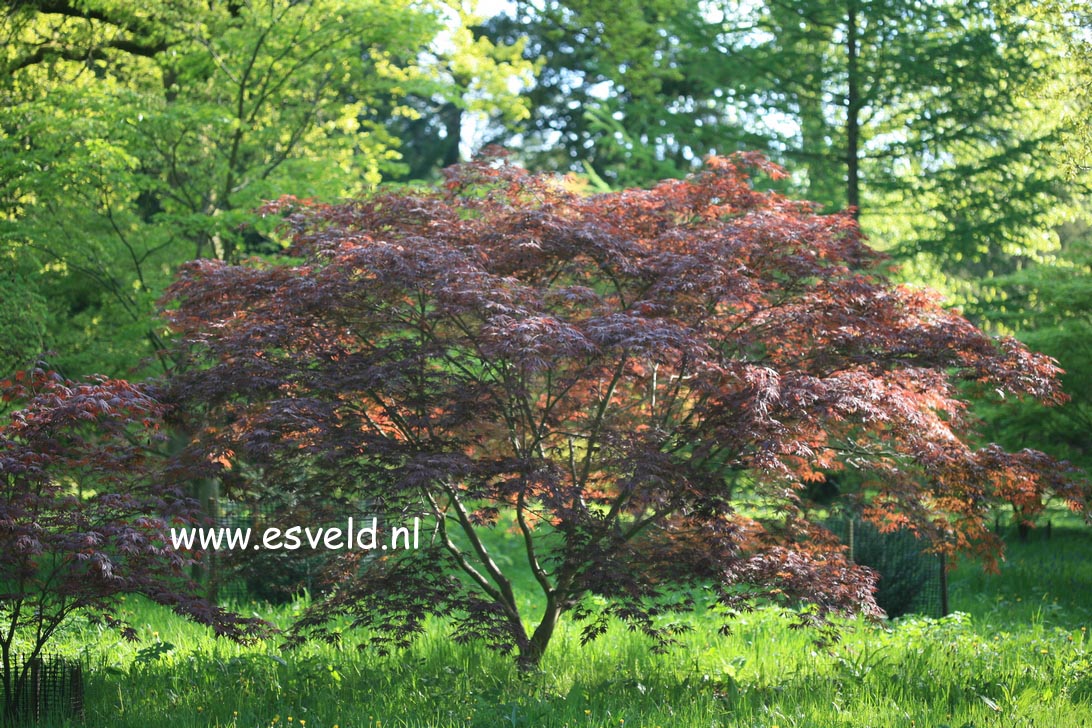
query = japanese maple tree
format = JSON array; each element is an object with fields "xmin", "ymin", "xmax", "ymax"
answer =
[
  {"xmin": 0, "ymin": 370, "xmax": 266, "ymax": 718},
  {"xmin": 164, "ymin": 152, "xmax": 1085, "ymax": 669}
]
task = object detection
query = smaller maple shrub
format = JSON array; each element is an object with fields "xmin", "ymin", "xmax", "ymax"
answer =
[
  {"xmin": 165, "ymin": 152, "xmax": 1085, "ymax": 668},
  {"xmin": 0, "ymin": 370, "xmax": 267, "ymax": 719}
]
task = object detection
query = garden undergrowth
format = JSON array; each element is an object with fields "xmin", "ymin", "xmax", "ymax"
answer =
[{"xmin": 25, "ymin": 515, "xmax": 1092, "ymax": 728}]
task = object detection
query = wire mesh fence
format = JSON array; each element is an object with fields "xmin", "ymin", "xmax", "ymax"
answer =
[
  {"xmin": 0, "ymin": 654, "xmax": 83, "ymax": 727},
  {"xmin": 825, "ymin": 516, "xmax": 949, "ymax": 619}
]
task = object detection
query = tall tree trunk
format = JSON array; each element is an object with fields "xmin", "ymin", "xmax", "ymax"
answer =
[
  {"xmin": 845, "ymin": 0, "xmax": 861, "ymax": 217},
  {"xmin": 442, "ymin": 101, "xmax": 463, "ymax": 168}
]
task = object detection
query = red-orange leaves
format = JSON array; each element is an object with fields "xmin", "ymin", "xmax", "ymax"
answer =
[{"xmin": 163, "ymin": 153, "xmax": 1083, "ymax": 667}]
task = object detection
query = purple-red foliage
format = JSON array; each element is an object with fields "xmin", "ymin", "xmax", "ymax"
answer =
[{"xmin": 164, "ymin": 152, "xmax": 1086, "ymax": 667}]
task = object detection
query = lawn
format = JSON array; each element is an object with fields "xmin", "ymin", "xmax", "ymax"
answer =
[{"xmin": 16, "ymin": 514, "xmax": 1092, "ymax": 728}]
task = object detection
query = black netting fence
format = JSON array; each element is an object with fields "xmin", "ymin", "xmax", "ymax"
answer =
[
  {"xmin": 825, "ymin": 516, "xmax": 949, "ymax": 619},
  {"xmin": 203, "ymin": 497, "xmax": 327, "ymax": 604},
  {"xmin": 197, "ymin": 497, "xmax": 950, "ymax": 616},
  {"xmin": 0, "ymin": 654, "xmax": 83, "ymax": 727},
  {"xmin": 201, "ymin": 496, "xmax": 385, "ymax": 604}
]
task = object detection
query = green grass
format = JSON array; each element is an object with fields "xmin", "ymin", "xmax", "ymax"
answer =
[{"xmin": 15, "ymin": 515, "xmax": 1092, "ymax": 727}]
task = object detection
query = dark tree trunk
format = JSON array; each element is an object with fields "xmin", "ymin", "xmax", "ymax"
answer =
[
  {"xmin": 442, "ymin": 102, "xmax": 463, "ymax": 169},
  {"xmin": 517, "ymin": 603, "xmax": 562, "ymax": 672},
  {"xmin": 845, "ymin": 0, "xmax": 861, "ymax": 217},
  {"xmin": 1, "ymin": 642, "xmax": 13, "ymax": 726}
]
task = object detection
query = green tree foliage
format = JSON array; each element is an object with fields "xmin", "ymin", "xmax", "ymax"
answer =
[
  {"xmin": 483, "ymin": 0, "xmax": 736, "ymax": 187},
  {"xmin": 379, "ymin": 5, "xmax": 535, "ymax": 181},
  {"xmin": 0, "ymin": 0, "xmax": 532, "ymax": 378},
  {"xmin": 966, "ymin": 3, "xmax": 1092, "ymax": 486},
  {"xmin": 0, "ymin": 258, "xmax": 48, "ymax": 379},
  {"xmin": 487, "ymin": 0, "xmax": 1076, "ymax": 279},
  {"xmin": 968, "ymin": 249, "xmax": 1091, "ymax": 537},
  {"xmin": 975, "ymin": 226, "xmax": 1092, "ymax": 476}
]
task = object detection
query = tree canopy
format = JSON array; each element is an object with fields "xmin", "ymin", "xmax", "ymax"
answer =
[
  {"xmin": 163, "ymin": 154, "xmax": 1085, "ymax": 669},
  {"xmin": 0, "ymin": 0, "xmax": 533, "ymax": 378},
  {"xmin": 485, "ymin": 0, "xmax": 1079, "ymax": 282}
]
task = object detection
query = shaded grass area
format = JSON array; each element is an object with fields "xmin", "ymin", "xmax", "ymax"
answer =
[
  {"xmin": 20, "ymin": 517, "xmax": 1092, "ymax": 727},
  {"xmin": 951, "ymin": 514, "xmax": 1092, "ymax": 628}
]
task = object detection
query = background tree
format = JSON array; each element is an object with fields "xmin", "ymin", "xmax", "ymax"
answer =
[
  {"xmin": 486, "ymin": 0, "xmax": 1077, "ymax": 282},
  {"xmin": 973, "ymin": 234, "xmax": 1092, "ymax": 533},
  {"xmin": 163, "ymin": 154, "xmax": 1084, "ymax": 670},
  {"xmin": 964, "ymin": 1, "xmax": 1092, "ymax": 519},
  {"xmin": 0, "ymin": 0, "xmax": 533, "ymax": 378},
  {"xmin": 968, "ymin": 0, "xmax": 1092, "ymax": 496},
  {"xmin": 0, "ymin": 369, "xmax": 267, "ymax": 721},
  {"xmin": 0, "ymin": 269, "xmax": 48, "ymax": 379},
  {"xmin": 482, "ymin": 0, "xmax": 749, "ymax": 188},
  {"xmin": 379, "ymin": 5, "xmax": 535, "ymax": 182}
]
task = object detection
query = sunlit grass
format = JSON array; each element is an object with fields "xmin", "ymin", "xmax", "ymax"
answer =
[{"xmin": 21, "ymin": 511, "xmax": 1092, "ymax": 727}]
